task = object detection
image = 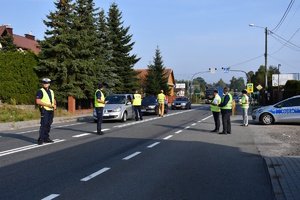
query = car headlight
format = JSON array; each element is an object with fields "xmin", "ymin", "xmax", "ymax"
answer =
[
  {"xmin": 181, "ymin": 103, "xmax": 186, "ymax": 105},
  {"xmin": 149, "ymin": 105, "xmax": 156, "ymax": 109},
  {"xmin": 114, "ymin": 107, "xmax": 121, "ymax": 112},
  {"xmin": 172, "ymin": 103, "xmax": 174, "ymax": 105}
]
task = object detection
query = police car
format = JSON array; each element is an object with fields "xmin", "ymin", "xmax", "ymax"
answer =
[{"xmin": 252, "ymin": 95, "xmax": 300, "ymax": 125}]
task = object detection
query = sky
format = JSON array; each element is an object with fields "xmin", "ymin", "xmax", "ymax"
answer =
[{"xmin": 1, "ymin": 0, "xmax": 300, "ymax": 85}]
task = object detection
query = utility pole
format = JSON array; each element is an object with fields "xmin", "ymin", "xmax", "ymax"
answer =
[{"xmin": 264, "ymin": 27, "xmax": 268, "ymax": 105}]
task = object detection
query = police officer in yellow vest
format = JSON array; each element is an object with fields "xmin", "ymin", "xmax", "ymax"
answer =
[
  {"xmin": 132, "ymin": 90, "xmax": 143, "ymax": 121},
  {"xmin": 218, "ymin": 87, "xmax": 233, "ymax": 135},
  {"xmin": 211, "ymin": 89, "xmax": 221, "ymax": 132},
  {"xmin": 240, "ymin": 89, "xmax": 249, "ymax": 126},
  {"xmin": 36, "ymin": 78, "xmax": 56, "ymax": 145},
  {"xmin": 95, "ymin": 83, "xmax": 106, "ymax": 135},
  {"xmin": 157, "ymin": 90, "xmax": 166, "ymax": 117}
]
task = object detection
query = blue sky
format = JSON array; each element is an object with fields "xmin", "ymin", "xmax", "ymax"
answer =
[{"xmin": 1, "ymin": 0, "xmax": 300, "ymax": 84}]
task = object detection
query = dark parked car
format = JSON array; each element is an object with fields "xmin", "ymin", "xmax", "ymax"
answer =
[
  {"xmin": 171, "ymin": 97, "xmax": 191, "ymax": 110},
  {"xmin": 141, "ymin": 96, "xmax": 168, "ymax": 115}
]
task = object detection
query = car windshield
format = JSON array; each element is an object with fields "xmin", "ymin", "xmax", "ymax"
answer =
[
  {"xmin": 106, "ymin": 95, "xmax": 126, "ymax": 104},
  {"xmin": 175, "ymin": 98, "xmax": 188, "ymax": 101},
  {"xmin": 142, "ymin": 96, "xmax": 156, "ymax": 103}
]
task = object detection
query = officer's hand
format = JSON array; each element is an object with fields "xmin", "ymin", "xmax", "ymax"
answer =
[{"xmin": 53, "ymin": 105, "xmax": 57, "ymax": 110}]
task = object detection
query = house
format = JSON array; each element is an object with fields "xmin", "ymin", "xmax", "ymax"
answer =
[
  {"xmin": 135, "ymin": 68, "xmax": 176, "ymax": 101},
  {"xmin": 0, "ymin": 24, "xmax": 40, "ymax": 54}
]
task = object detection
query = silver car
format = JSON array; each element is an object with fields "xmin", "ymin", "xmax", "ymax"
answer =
[
  {"xmin": 93, "ymin": 94, "xmax": 134, "ymax": 122},
  {"xmin": 252, "ymin": 95, "xmax": 300, "ymax": 125}
]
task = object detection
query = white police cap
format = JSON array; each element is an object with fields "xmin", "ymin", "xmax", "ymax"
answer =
[{"xmin": 42, "ymin": 78, "xmax": 51, "ymax": 83}]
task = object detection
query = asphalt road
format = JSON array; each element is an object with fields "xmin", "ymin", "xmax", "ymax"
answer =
[{"xmin": 0, "ymin": 105, "xmax": 274, "ymax": 200}]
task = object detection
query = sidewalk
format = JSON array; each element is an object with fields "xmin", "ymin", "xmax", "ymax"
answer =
[{"xmin": 232, "ymin": 104, "xmax": 300, "ymax": 200}]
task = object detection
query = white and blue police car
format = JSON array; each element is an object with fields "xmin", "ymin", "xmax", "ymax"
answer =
[{"xmin": 252, "ymin": 95, "xmax": 300, "ymax": 125}]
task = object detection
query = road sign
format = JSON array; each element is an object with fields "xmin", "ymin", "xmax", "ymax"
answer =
[
  {"xmin": 256, "ymin": 84, "xmax": 263, "ymax": 91},
  {"xmin": 223, "ymin": 67, "xmax": 229, "ymax": 73},
  {"xmin": 247, "ymin": 83, "xmax": 253, "ymax": 93}
]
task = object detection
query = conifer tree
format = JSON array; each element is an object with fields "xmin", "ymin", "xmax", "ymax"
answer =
[
  {"xmin": 95, "ymin": 8, "xmax": 118, "ymax": 94},
  {"xmin": 36, "ymin": 0, "xmax": 75, "ymax": 104},
  {"xmin": 107, "ymin": 3, "xmax": 140, "ymax": 93},
  {"xmin": 0, "ymin": 34, "xmax": 17, "ymax": 52},
  {"xmin": 145, "ymin": 46, "xmax": 170, "ymax": 96}
]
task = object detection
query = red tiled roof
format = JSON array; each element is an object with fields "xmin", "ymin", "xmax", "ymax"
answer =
[
  {"xmin": 13, "ymin": 34, "xmax": 40, "ymax": 54},
  {"xmin": 0, "ymin": 26, "xmax": 6, "ymax": 36},
  {"xmin": 135, "ymin": 68, "xmax": 174, "ymax": 86}
]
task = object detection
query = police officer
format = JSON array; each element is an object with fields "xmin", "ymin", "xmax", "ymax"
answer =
[
  {"xmin": 95, "ymin": 83, "xmax": 106, "ymax": 135},
  {"xmin": 218, "ymin": 87, "xmax": 233, "ymax": 135},
  {"xmin": 132, "ymin": 89, "xmax": 143, "ymax": 121},
  {"xmin": 157, "ymin": 90, "xmax": 166, "ymax": 117},
  {"xmin": 211, "ymin": 89, "xmax": 221, "ymax": 132},
  {"xmin": 240, "ymin": 89, "xmax": 249, "ymax": 126},
  {"xmin": 36, "ymin": 78, "xmax": 56, "ymax": 145}
]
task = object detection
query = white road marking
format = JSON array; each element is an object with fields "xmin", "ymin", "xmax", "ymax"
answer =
[
  {"xmin": 198, "ymin": 120, "xmax": 202, "ymax": 123},
  {"xmin": 123, "ymin": 152, "xmax": 141, "ymax": 160},
  {"xmin": 73, "ymin": 133, "xmax": 91, "ymax": 138},
  {"xmin": 41, "ymin": 194, "xmax": 60, "ymax": 200},
  {"xmin": 93, "ymin": 129, "xmax": 110, "ymax": 133},
  {"xmin": 163, "ymin": 135, "xmax": 173, "ymax": 140},
  {"xmin": 175, "ymin": 130, "xmax": 182, "ymax": 134},
  {"xmin": 80, "ymin": 167, "xmax": 110, "ymax": 182},
  {"xmin": 191, "ymin": 123, "xmax": 196, "ymax": 126},
  {"xmin": 0, "ymin": 139, "xmax": 65, "ymax": 157},
  {"xmin": 184, "ymin": 126, "xmax": 190, "ymax": 129},
  {"xmin": 147, "ymin": 142, "xmax": 160, "ymax": 148},
  {"xmin": 16, "ymin": 129, "xmax": 39, "ymax": 135},
  {"xmin": 202, "ymin": 115, "xmax": 213, "ymax": 121}
]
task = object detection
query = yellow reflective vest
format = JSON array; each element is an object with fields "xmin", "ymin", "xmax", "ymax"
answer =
[
  {"xmin": 211, "ymin": 94, "xmax": 221, "ymax": 112},
  {"xmin": 158, "ymin": 93, "xmax": 165, "ymax": 103},
  {"xmin": 221, "ymin": 93, "xmax": 232, "ymax": 110},
  {"xmin": 95, "ymin": 89, "xmax": 105, "ymax": 108},
  {"xmin": 241, "ymin": 96, "xmax": 249, "ymax": 109},
  {"xmin": 40, "ymin": 88, "xmax": 54, "ymax": 111},
  {"xmin": 133, "ymin": 94, "xmax": 142, "ymax": 106}
]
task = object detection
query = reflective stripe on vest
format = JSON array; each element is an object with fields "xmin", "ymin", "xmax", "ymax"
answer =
[
  {"xmin": 241, "ymin": 96, "xmax": 249, "ymax": 109},
  {"xmin": 221, "ymin": 93, "xmax": 232, "ymax": 110},
  {"xmin": 158, "ymin": 93, "xmax": 165, "ymax": 103},
  {"xmin": 133, "ymin": 94, "xmax": 142, "ymax": 106},
  {"xmin": 40, "ymin": 88, "xmax": 54, "ymax": 111},
  {"xmin": 211, "ymin": 95, "xmax": 221, "ymax": 112},
  {"xmin": 95, "ymin": 89, "xmax": 105, "ymax": 107}
]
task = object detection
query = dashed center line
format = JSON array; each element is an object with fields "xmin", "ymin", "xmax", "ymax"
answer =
[
  {"xmin": 41, "ymin": 194, "xmax": 60, "ymax": 200},
  {"xmin": 163, "ymin": 135, "xmax": 173, "ymax": 140},
  {"xmin": 147, "ymin": 142, "xmax": 160, "ymax": 148},
  {"xmin": 191, "ymin": 123, "xmax": 196, "ymax": 126},
  {"xmin": 80, "ymin": 167, "xmax": 110, "ymax": 182},
  {"xmin": 122, "ymin": 152, "xmax": 141, "ymax": 160},
  {"xmin": 184, "ymin": 126, "xmax": 190, "ymax": 129},
  {"xmin": 175, "ymin": 130, "xmax": 182, "ymax": 134},
  {"xmin": 73, "ymin": 133, "xmax": 91, "ymax": 138}
]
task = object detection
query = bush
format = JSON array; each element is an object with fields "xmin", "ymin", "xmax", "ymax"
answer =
[{"xmin": 283, "ymin": 80, "xmax": 300, "ymax": 99}]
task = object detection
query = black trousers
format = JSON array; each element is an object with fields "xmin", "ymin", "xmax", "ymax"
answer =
[
  {"xmin": 221, "ymin": 112, "xmax": 231, "ymax": 133},
  {"xmin": 96, "ymin": 107, "xmax": 104, "ymax": 132},
  {"xmin": 134, "ymin": 106, "xmax": 143, "ymax": 120},
  {"xmin": 212, "ymin": 111, "xmax": 220, "ymax": 131},
  {"xmin": 39, "ymin": 109, "xmax": 54, "ymax": 140}
]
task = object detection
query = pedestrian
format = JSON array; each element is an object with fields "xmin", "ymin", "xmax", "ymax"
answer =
[
  {"xmin": 211, "ymin": 89, "xmax": 221, "ymax": 132},
  {"xmin": 218, "ymin": 87, "xmax": 233, "ymax": 135},
  {"xmin": 240, "ymin": 89, "xmax": 249, "ymax": 126},
  {"xmin": 36, "ymin": 78, "xmax": 56, "ymax": 145},
  {"xmin": 157, "ymin": 90, "xmax": 166, "ymax": 117},
  {"xmin": 133, "ymin": 89, "xmax": 143, "ymax": 121},
  {"xmin": 95, "ymin": 83, "xmax": 106, "ymax": 135}
]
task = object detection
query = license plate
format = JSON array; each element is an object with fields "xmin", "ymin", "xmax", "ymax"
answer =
[
  {"xmin": 141, "ymin": 109, "xmax": 146, "ymax": 112},
  {"xmin": 103, "ymin": 113, "xmax": 109, "ymax": 117}
]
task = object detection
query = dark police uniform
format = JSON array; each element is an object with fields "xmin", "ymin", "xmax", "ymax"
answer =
[
  {"xmin": 95, "ymin": 84, "xmax": 105, "ymax": 135},
  {"xmin": 133, "ymin": 92, "xmax": 143, "ymax": 121},
  {"xmin": 218, "ymin": 92, "xmax": 233, "ymax": 134},
  {"xmin": 36, "ymin": 78, "xmax": 55, "ymax": 144}
]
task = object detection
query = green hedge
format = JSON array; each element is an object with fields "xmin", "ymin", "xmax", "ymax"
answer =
[{"xmin": 0, "ymin": 51, "xmax": 39, "ymax": 104}]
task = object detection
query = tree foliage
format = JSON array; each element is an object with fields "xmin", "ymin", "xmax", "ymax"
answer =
[
  {"xmin": 0, "ymin": 34, "xmax": 17, "ymax": 52},
  {"xmin": 145, "ymin": 46, "xmax": 170, "ymax": 96},
  {"xmin": 107, "ymin": 2, "xmax": 140, "ymax": 93},
  {"xmin": 229, "ymin": 76, "xmax": 245, "ymax": 92}
]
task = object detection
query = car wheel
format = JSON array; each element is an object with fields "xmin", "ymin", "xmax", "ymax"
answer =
[
  {"xmin": 122, "ymin": 112, "xmax": 127, "ymax": 122},
  {"xmin": 260, "ymin": 113, "xmax": 274, "ymax": 125}
]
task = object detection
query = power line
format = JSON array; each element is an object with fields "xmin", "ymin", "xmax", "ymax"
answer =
[
  {"xmin": 268, "ymin": 54, "xmax": 300, "ymax": 70},
  {"xmin": 271, "ymin": 0, "xmax": 295, "ymax": 33},
  {"xmin": 270, "ymin": 32, "xmax": 300, "ymax": 51},
  {"xmin": 229, "ymin": 54, "xmax": 264, "ymax": 68}
]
